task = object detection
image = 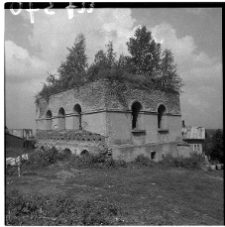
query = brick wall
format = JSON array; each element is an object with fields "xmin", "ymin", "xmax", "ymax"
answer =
[
  {"xmin": 36, "ymin": 78, "xmax": 181, "ymax": 121},
  {"xmin": 36, "ymin": 78, "xmax": 182, "ymax": 149}
]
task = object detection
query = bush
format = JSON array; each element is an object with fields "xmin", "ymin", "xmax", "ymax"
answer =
[
  {"xmin": 160, "ymin": 153, "xmax": 205, "ymax": 170},
  {"xmin": 5, "ymin": 189, "xmax": 45, "ymax": 225},
  {"xmin": 21, "ymin": 147, "xmax": 70, "ymax": 172},
  {"xmin": 5, "ymin": 189, "xmax": 124, "ymax": 225},
  {"xmin": 210, "ymin": 129, "xmax": 223, "ymax": 163},
  {"xmin": 115, "ymin": 160, "xmax": 127, "ymax": 168},
  {"xmin": 72, "ymin": 153, "xmax": 115, "ymax": 169},
  {"xmin": 6, "ymin": 148, "xmax": 35, "ymax": 158},
  {"xmin": 134, "ymin": 154, "xmax": 153, "ymax": 167}
]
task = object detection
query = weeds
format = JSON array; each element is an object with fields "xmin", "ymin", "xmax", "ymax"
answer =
[
  {"xmin": 159, "ymin": 153, "xmax": 205, "ymax": 170},
  {"xmin": 5, "ymin": 148, "xmax": 34, "ymax": 158},
  {"xmin": 134, "ymin": 154, "xmax": 154, "ymax": 167},
  {"xmin": 5, "ymin": 189, "xmax": 124, "ymax": 226}
]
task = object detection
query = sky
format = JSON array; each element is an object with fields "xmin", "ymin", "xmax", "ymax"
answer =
[{"xmin": 4, "ymin": 6, "xmax": 223, "ymax": 132}]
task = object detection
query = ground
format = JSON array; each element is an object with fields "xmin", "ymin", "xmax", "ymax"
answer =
[{"xmin": 6, "ymin": 159, "xmax": 224, "ymax": 225}]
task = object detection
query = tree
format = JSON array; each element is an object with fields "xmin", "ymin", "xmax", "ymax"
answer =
[
  {"xmin": 126, "ymin": 26, "xmax": 161, "ymax": 76},
  {"xmin": 159, "ymin": 49, "xmax": 183, "ymax": 92},
  {"xmin": 37, "ymin": 34, "xmax": 88, "ymax": 101},
  {"xmin": 210, "ymin": 129, "xmax": 223, "ymax": 163},
  {"xmin": 87, "ymin": 41, "xmax": 118, "ymax": 81},
  {"xmin": 57, "ymin": 33, "xmax": 88, "ymax": 88},
  {"xmin": 126, "ymin": 26, "xmax": 183, "ymax": 93}
]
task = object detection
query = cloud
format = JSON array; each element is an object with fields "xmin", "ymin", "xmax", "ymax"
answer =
[
  {"xmin": 21, "ymin": 8, "xmax": 136, "ymax": 67},
  {"xmin": 151, "ymin": 23, "xmax": 222, "ymax": 128},
  {"xmin": 5, "ymin": 9, "xmax": 137, "ymax": 130},
  {"xmin": 5, "ymin": 40, "xmax": 48, "ymax": 86},
  {"xmin": 5, "ymin": 10, "xmax": 222, "ymax": 130}
]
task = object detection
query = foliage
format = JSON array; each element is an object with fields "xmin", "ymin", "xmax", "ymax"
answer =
[
  {"xmin": 134, "ymin": 154, "xmax": 153, "ymax": 167},
  {"xmin": 68, "ymin": 153, "xmax": 115, "ymax": 169},
  {"xmin": 6, "ymin": 148, "xmax": 24, "ymax": 158},
  {"xmin": 159, "ymin": 153, "xmax": 205, "ymax": 169},
  {"xmin": 210, "ymin": 129, "xmax": 223, "ymax": 163},
  {"xmin": 6, "ymin": 147, "xmax": 70, "ymax": 177},
  {"xmin": 5, "ymin": 188, "xmax": 123, "ymax": 226},
  {"xmin": 58, "ymin": 34, "xmax": 88, "ymax": 87},
  {"xmin": 37, "ymin": 34, "xmax": 88, "ymax": 102},
  {"xmin": 36, "ymin": 26, "xmax": 183, "ymax": 103},
  {"xmin": 127, "ymin": 25, "xmax": 161, "ymax": 76}
]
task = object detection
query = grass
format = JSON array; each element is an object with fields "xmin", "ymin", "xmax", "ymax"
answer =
[{"xmin": 5, "ymin": 150, "xmax": 224, "ymax": 225}]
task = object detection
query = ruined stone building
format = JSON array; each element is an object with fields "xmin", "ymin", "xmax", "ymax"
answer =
[{"xmin": 36, "ymin": 78, "xmax": 190, "ymax": 161}]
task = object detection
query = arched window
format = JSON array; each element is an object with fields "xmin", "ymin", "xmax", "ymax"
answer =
[
  {"xmin": 73, "ymin": 104, "xmax": 82, "ymax": 130},
  {"xmin": 131, "ymin": 101, "xmax": 142, "ymax": 129},
  {"xmin": 46, "ymin": 110, "xmax": 52, "ymax": 130},
  {"xmin": 58, "ymin": 107, "xmax": 65, "ymax": 130},
  {"xmin": 158, "ymin": 104, "xmax": 166, "ymax": 129},
  {"xmin": 36, "ymin": 107, "xmax": 40, "ymax": 119}
]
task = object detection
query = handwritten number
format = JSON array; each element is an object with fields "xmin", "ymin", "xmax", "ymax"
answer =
[
  {"xmin": 44, "ymin": 2, "xmax": 55, "ymax": 15},
  {"xmin": 10, "ymin": 2, "xmax": 22, "ymax": 15}
]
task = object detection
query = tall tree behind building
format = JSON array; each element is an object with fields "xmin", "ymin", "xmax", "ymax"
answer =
[{"xmin": 57, "ymin": 33, "xmax": 88, "ymax": 88}]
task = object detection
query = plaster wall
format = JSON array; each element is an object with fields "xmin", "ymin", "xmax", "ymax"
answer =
[
  {"xmin": 106, "ymin": 112, "xmax": 132, "ymax": 146},
  {"xmin": 143, "ymin": 114, "xmax": 158, "ymax": 143},
  {"xmin": 82, "ymin": 112, "xmax": 107, "ymax": 136},
  {"xmin": 112, "ymin": 142, "xmax": 192, "ymax": 162},
  {"xmin": 166, "ymin": 115, "xmax": 182, "ymax": 141}
]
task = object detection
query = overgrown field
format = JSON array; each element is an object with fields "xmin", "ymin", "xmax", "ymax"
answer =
[{"xmin": 5, "ymin": 148, "xmax": 224, "ymax": 225}]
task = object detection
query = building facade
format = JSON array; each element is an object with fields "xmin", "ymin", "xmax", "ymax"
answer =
[
  {"xmin": 36, "ymin": 78, "xmax": 189, "ymax": 161},
  {"xmin": 182, "ymin": 122, "xmax": 205, "ymax": 154}
]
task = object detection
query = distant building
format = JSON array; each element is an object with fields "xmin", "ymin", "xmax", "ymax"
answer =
[
  {"xmin": 6, "ymin": 128, "xmax": 35, "ymax": 149},
  {"xmin": 8, "ymin": 129, "xmax": 33, "ymax": 140},
  {"xmin": 5, "ymin": 126, "xmax": 24, "ymax": 149},
  {"xmin": 182, "ymin": 121, "xmax": 205, "ymax": 154}
]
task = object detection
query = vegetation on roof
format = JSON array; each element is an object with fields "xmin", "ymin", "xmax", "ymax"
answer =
[{"xmin": 36, "ymin": 26, "xmax": 183, "ymax": 103}]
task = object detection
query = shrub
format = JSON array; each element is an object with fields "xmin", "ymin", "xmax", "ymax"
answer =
[
  {"xmin": 5, "ymin": 189, "xmax": 46, "ymax": 225},
  {"xmin": 5, "ymin": 189, "xmax": 124, "ymax": 226},
  {"xmin": 21, "ymin": 147, "xmax": 65, "ymax": 172},
  {"xmin": 115, "ymin": 159, "xmax": 127, "ymax": 168},
  {"xmin": 160, "ymin": 153, "xmax": 205, "ymax": 170},
  {"xmin": 81, "ymin": 199, "xmax": 121, "ymax": 225},
  {"xmin": 134, "ymin": 154, "xmax": 152, "ymax": 166},
  {"xmin": 75, "ymin": 153, "xmax": 115, "ymax": 169},
  {"xmin": 210, "ymin": 129, "xmax": 223, "ymax": 163}
]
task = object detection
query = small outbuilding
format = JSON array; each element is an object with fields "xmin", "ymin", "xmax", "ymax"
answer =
[{"xmin": 182, "ymin": 121, "xmax": 205, "ymax": 154}]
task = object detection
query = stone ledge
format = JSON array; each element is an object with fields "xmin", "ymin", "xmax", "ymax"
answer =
[
  {"xmin": 131, "ymin": 129, "xmax": 146, "ymax": 134},
  {"xmin": 158, "ymin": 129, "xmax": 169, "ymax": 133}
]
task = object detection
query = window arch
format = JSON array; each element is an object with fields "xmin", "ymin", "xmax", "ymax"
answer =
[
  {"xmin": 158, "ymin": 104, "xmax": 166, "ymax": 129},
  {"xmin": 73, "ymin": 104, "xmax": 82, "ymax": 130},
  {"xmin": 58, "ymin": 107, "xmax": 65, "ymax": 130},
  {"xmin": 36, "ymin": 107, "xmax": 41, "ymax": 119},
  {"xmin": 46, "ymin": 110, "xmax": 52, "ymax": 130},
  {"xmin": 131, "ymin": 101, "xmax": 142, "ymax": 129}
]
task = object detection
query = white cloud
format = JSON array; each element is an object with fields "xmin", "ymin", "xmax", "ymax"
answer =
[
  {"xmin": 5, "ymin": 40, "xmax": 48, "ymax": 86},
  {"xmin": 152, "ymin": 23, "xmax": 197, "ymax": 64},
  {"xmin": 22, "ymin": 8, "xmax": 136, "ymax": 68},
  {"xmin": 151, "ymin": 23, "xmax": 222, "ymax": 128},
  {"xmin": 5, "ymin": 11, "xmax": 222, "ymax": 129},
  {"xmin": 5, "ymin": 9, "xmax": 137, "ymax": 130}
]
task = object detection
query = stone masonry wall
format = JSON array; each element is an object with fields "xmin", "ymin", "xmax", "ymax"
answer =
[
  {"xmin": 37, "ymin": 80, "xmax": 107, "ymax": 120},
  {"xmin": 37, "ymin": 79, "xmax": 181, "ymax": 120},
  {"xmin": 36, "ymin": 78, "xmax": 182, "ymax": 151},
  {"xmin": 103, "ymin": 79, "xmax": 181, "ymax": 114}
]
